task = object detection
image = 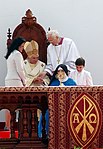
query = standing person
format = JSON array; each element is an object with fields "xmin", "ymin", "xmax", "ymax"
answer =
[
  {"xmin": 39, "ymin": 30, "xmax": 80, "ymax": 80},
  {"xmin": 24, "ymin": 40, "xmax": 50, "ymax": 86},
  {"xmin": 5, "ymin": 37, "xmax": 26, "ymax": 86},
  {"xmin": 69, "ymin": 57, "xmax": 93, "ymax": 86},
  {"xmin": 4, "ymin": 37, "xmax": 26, "ymax": 130}
]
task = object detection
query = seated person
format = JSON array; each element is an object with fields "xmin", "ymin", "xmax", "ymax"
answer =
[
  {"xmin": 38, "ymin": 64, "xmax": 76, "ymax": 138},
  {"xmin": 24, "ymin": 40, "xmax": 50, "ymax": 122},
  {"xmin": 49, "ymin": 64, "xmax": 77, "ymax": 86},
  {"xmin": 24, "ymin": 40, "xmax": 50, "ymax": 86},
  {"xmin": 69, "ymin": 57, "xmax": 93, "ymax": 86}
]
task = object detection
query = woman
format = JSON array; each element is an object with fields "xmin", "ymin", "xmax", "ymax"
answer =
[
  {"xmin": 5, "ymin": 37, "xmax": 26, "ymax": 86},
  {"xmin": 49, "ymin": 64, "xmax": 77, "ymax": 86},
  {"xmin": 4, "ymin": 37, "xmax": 26, "ymax": 130}
]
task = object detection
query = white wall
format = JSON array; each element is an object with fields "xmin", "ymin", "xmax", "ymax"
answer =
[{"xmin": 0, "ymin": 0, "xmax": 103, "ymax": 85}]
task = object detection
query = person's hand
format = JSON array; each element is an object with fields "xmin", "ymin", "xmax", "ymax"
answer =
[
  {"xmin": 37, "ymin": 71, "xmax": 47, "ymax": 80},
  {"xmin": 33, "ymin": 77, "xmax": 43, "ymax": 84},
  {"xmin": 33, "ymin": 71, "xmax": 47, "ymax": 85}
]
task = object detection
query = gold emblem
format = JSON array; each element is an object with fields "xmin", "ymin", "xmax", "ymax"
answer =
[{"xmin": 67, "ymin": 93, "xmax": 102, "ymax": 148}]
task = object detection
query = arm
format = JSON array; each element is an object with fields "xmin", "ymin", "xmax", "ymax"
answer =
[
  {"xmin": 64, "ymin": 40, "xmax": 80, "ymax": 71},
  {"xmin": 44, "ymin": 46, "xmax": 53, "ymax": 76},
  {"xmin": 35, "ymin": 71, "xmax": 50, "ymax": 86},
  {"xmin": 15, "ymin": 52, "xmax": 26, "ymax": 86},
  {"xmin": 86, "ymin": 72, "xmax": 93, "ymax": 86}
]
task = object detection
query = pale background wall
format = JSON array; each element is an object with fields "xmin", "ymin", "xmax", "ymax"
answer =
[{"xmin": 0, "ymin": 0, "xmax": 103, "ymax": 88}]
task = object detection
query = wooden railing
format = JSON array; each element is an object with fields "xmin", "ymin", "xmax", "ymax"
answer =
[{"xmin": 0, "ymin": 87, "xmax": 48, "ymax": 149}]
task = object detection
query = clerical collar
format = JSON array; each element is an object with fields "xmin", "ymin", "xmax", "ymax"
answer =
[{"xmin": 55, "ymin": 37, "xmax": 64, "ymax": 46}]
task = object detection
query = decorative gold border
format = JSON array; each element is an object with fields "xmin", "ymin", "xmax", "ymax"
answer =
[{"xmin": 0, "ymin": 86, "xmax": 103, "ymax": 93}]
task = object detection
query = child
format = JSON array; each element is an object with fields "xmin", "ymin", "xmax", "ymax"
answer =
[{"xmin": 69, "ymin": 57, "xmax": 93, "ymax": 86}]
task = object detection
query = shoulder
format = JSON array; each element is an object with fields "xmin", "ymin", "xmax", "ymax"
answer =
[
  {"xmin": 83, "ymin": 70, "xmax": 93, "ymax": 79},
  {"xmin": 63, "ymin": 37, "xmax": 72, "ymax": 42},
  {"xmin": 47, "ymin": 44, "xmax": 53, "ymax": 51},
  {"xmin": 9, "ymin": 50, "xmax": 22, "ymax": 60},
  {"xmin": 13, "ymin": 50, "xmax": 22, "ymax": 57},
  {"xmin": 38, "ymin": 60, "xmax": 46, "ymax": 67},
  {"xmin": 64, "ymin": 77, "xmax": 76, "ymax": 86},
  {"xmin": 68, "ymin": 78, "xmax": 76, "ymax": 84},
  {"xmin": 84, "ymin": 70, "xmax": 91, "ymax": 75},
  {"xmin": 63, "ymin": 37, "xmax": 73, "ymax": 44}
]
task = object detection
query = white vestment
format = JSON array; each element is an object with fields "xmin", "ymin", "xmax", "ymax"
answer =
[
  {"xmin": 69, "ymin": 69, "xmax": 93, "ymax": 86},
  {"xmin": 45, "ymin": 38, "xmax": 80, "ymax": 75},
  {"xmin": 24, "ymin": 60, "xmax": 49, "ymax": 86}
]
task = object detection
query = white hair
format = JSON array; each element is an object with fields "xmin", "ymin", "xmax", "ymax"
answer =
[{"xmin": 47, "ymin": 30, "xmax": 59, "ymax": 39}]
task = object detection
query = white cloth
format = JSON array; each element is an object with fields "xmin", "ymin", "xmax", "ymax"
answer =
[
  {"xmin": 45, "ymin": 38, "xmax": 80, "ymax": 75},
  {"xmin": 5, "ymin": 80, "xmax": 24, "ymax": 86},
  {"xmin": 69, "ymin": 69, "xmax": 93, "ymax": 86},
  {"xmin": 5, "ymin": 50, "xmax": 26, "ymax": 86}
]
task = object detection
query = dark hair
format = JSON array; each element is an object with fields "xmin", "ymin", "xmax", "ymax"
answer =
[
  {"xmin": 49, "ymin": 64, "xmax": 68, "ymax": 85},
  {"xmin": 75, "ymin": 57, "xmax": 85, "ymax": 66},
  {"xmin": 5, "ymin": 37, "xmax": 26, "ymax": 59}
]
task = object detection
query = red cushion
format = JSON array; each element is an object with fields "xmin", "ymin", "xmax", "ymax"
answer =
[{"xmin": 0, "ymin": 131, "xmax": 18, "ymax": 138}]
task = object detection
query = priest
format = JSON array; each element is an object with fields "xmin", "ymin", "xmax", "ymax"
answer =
[{"xmin": 39, "ymin": 29, "xmax": 80, "ymax": 80}]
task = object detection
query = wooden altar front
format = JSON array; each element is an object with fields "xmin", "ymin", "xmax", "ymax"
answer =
[{"xmin": 0, "ymin": 86, "xmax": 103, "ymax": 149}]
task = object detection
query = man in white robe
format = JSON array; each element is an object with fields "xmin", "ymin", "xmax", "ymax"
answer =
[
  {"xmin": 69, "ymin": 57, "xmax": 93, "ymax": 86},
  {"xmin": 39, "ymin": 30, "xmax": 80, "ymax": 80},
  {"xmin": 24, "ymin": 40, "xmax": 49, "ymax": 86},
  {"xmin": 24, "ymin": 40, "xmax": 50, "ymax": 121}
]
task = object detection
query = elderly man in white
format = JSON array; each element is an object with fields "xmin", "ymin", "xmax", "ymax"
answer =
[
  {"xmin": 38, "ymin": 29, "xmax": 80, "ymax": 80},
  {"xmin": 24, "ymin": 40, "xmax": 49, "ymax": 86},
  {"xmin": 24, "ymin": 40, "xmax": 50, "ymax": 121}
]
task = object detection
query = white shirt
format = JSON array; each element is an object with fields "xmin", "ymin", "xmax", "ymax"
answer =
[
  {"xmin": 45, "ymin": 38, "xmax": 80, "ymax": 75},
  {"xmin": 69, "ymin": 69, "xmax": 93, "ymax": 86}
]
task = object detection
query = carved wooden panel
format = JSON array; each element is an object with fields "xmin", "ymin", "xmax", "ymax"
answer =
[{"xmin": 7, "ymin": 9, "xmax": 47, "ymax": 63}]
